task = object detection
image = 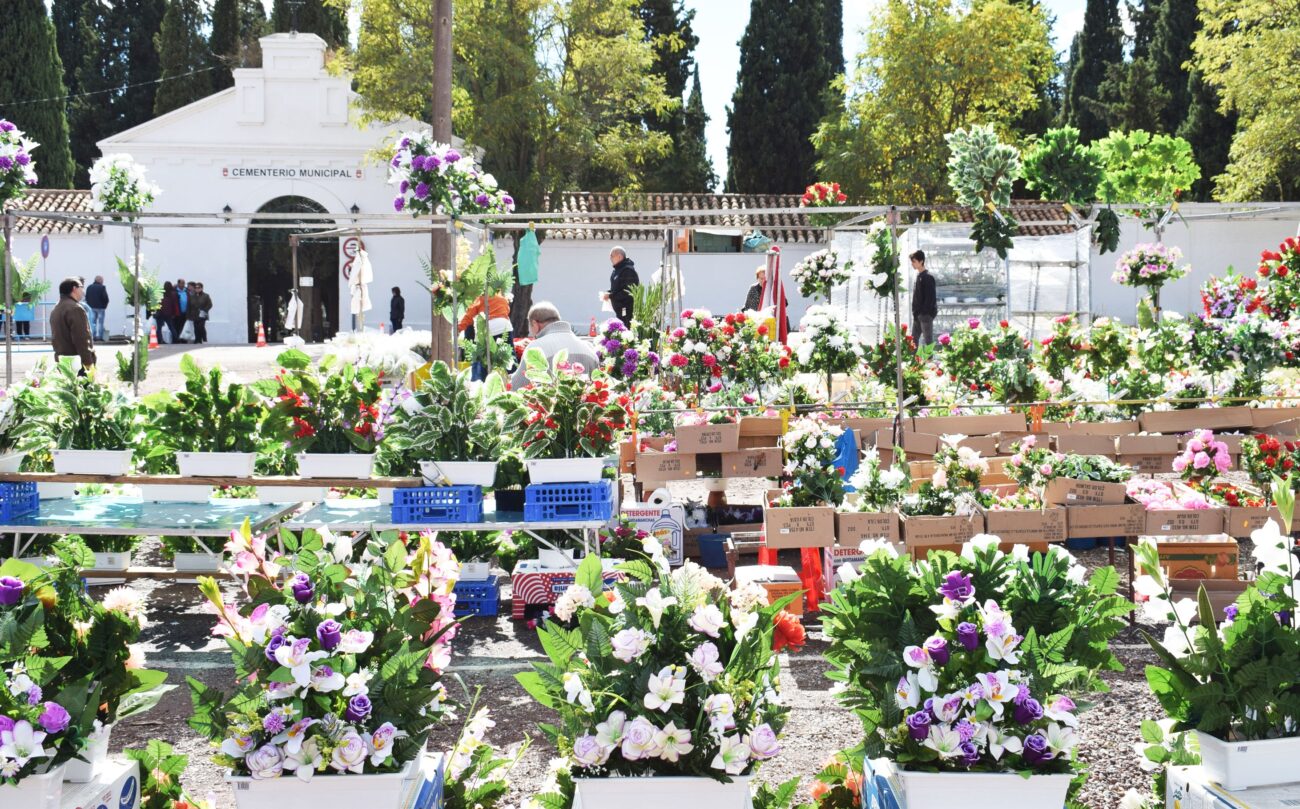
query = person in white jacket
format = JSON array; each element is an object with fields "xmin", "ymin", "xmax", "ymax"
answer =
[{"xmin": 510, "ymin": 301, "xmax": 599, "ymax": 390}]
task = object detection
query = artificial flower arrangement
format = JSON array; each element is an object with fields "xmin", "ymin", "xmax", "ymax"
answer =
[
  {"xmin": 13, "ymin": 359, "xmax": 140, "ymax": 466},
  {"xmin": 930, "ymin": 439, "xmax": 989, "ymax": 492},
  {"xmin": 822, "ymin": 537, "xmax": 1130, "ymax": 791},
  {"xmin": 795, "ymin": 306, "xmax": 864, "ymax": 399},
  {"xmin": 845, "ymin": 448, "xmax": 910, "ymax": 513},
  {"xmin": 717, "ymin": 311, "xmax": 794, "ymax": 394},
  {"xmin": 662, "ymin": 310, "xmax": 729, "ymax": 396},
  {"xmin": 935, "ymin": 318, "xmax": 997, "ymax": 393},
  {"xmin": 379, "ymin": 361, "xmax": 509, "ymax": 480},
  {"xmin": 255, "ymin": 349, "xmax": 389, "ymax": 461},
  {"xmin": 1201, "ymin": 271, "xmax": 1266, "ymax": 321},
  {"xmin": 790, "ymin": 249, "xmax": 853, "ymax": 302},
  {"xmin": 799, "ymin": 180, "xmax": 849, "ymax": 228},
  {"xmin": 773, "ymin": 417, "xmax": 847, "ymax": 508},
  {"xmin": 188, "ymin": 524, "xmax": 460, "ymax": 782},
  {"xmin": 504, "ymin": 348, "xmax": 627, "ymax": 461},
  {"xmin": 1172, "ymin": 429, "xmax": 1231, "ymax": 487},
  {"xmin": 139, "ymin": 356, "xmax": 266, "ymax": 473},
  {"xmin": 388, "ymin": 131, "xmax": 514, "ymax": 216},
  {"xmin": 517, "ymin": 552, "xmax": 798, "ymax": 804},
  {"xmin": 1081, "ymin": 317, "xmax": 1134, "ymax": 381},
  {"xmin": 1003, "ymin": 436, "xmax": 1063, "ymax": 491},
  {"xmin": 598, "ymin": 518, "xmax": 651, "ymax": 560},
  {"xmin": 596, "ymin": 319, "xmax": 660, "ymax": 384},
  {"xmin": 89, "ymin": 153, "xmax": 160, "ymax": 216},
  {"xmin": 864, "ymin": 223, "xmax": 900, "ymax": 298},
  {"xmin": 442, "ymin": 701, "xmax": 527, "ymax": 809},
  {"xmin": 1038, "ymin": 315, "xmax": 1083, "ymax": 379},
  {"xmin": 0, "ymin": 119, "xmax": 38, "ymax": 205},
  {"xmin": 1257, "ymin": 237, "xmax": 1300, "ymax": 319},
  {"xmin": 1240, "ymin": 433, "xmax": 1298, "ymax": 494},
  {"xmin": 1126, "ymin": 479, "xmax": 1212, "ymax": 511},
  {"xmin": 1113, "ymin": 243, "xmax": 1189, "ymax": 292},
  {"xmin": 629, "ymin": 384, "xmax": 685, "ymax": 439},
  {"xmin": 1200, "ymin": 482, "xmax": 1265, "ymax": 509}
]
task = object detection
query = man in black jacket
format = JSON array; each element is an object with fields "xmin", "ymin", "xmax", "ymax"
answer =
[
  {"xmin": 910, "ymin": 250, "xmax": 937, "ymax": 345},
  {"xmin": 390, "ymin": 286, "xmax": 405, "ymax": 332},
  {"xmin": 84, "ymin": 275, "xmax": 109, "ymax": 341},
  {"xmin": 603, "ymin": 246, "xmax": 638, "ymax": 327}
]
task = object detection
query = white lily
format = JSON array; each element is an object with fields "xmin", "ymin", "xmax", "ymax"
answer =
[{"xmin": 636, "ymin": 588, "xmax": 678, "ymax": 629}]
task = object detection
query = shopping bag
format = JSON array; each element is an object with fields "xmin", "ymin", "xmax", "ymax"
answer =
[
  {"xmin": 180, "ymin": 321, "xmax": 196, "ymax": 342},
  {"xmin": 160, "ymin": 322, "xmax": 173, "ymax": 344}
]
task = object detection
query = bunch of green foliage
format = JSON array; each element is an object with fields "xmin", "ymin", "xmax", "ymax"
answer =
[
  {"xmin": 945, "ymin": 124, "xmax": 1021, "ymax": 258},
  {"xmin": 140, "ymin": 355, "xmax": 266, "ymax": 472}
]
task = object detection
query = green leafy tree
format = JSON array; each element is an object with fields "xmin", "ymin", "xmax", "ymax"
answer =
[
  {"xmin": 1128, "ymin": 0, "xmax": 1163, "ymax": 58},
  {"xmin": 638, "ymin": 0, "xmax": 697, "ymax": 192},
  {"xmin": 51, "ymin": 0, "xmax": 90, "ymax": 124},
  {"xmin": 0, "ymin": 0, "xmax": 76, "ymax": 188},
  {"xmin": 726, "ymin": 0, "xmax": 834, "ymax": 193},
  {"xmin": 271, "ymin": 0, "xmax": 348, "ymax": 47},
  {"xmin": 122, "ymin": 0, "xmax": 168, "ymax": 129},
  {"xmin": 1092, "ymin": 57, "xmax": 1170, "ymax": 133},
  {"xmin": 153, "ymin": 0, "xmax": 213, "ymax": 116},
  {"xmin": 678, "ymin": 67, "xmax": 716, "ymax": 192},
  {"xmin": 814, "ymin": 0, "xmax": 1053, "ymax": 204},
  {"xmin": 1062, "ymin": 0, "xmax": 1124, "ymax": 141},
  {"xmin": 1094, "ymin": 129, "xmax": 1201, "ymax": 212},
  {"xmin": 1191, "ymin": 0, "xmax": 1300, "ymax": 200},
  {"xmin": 1177, "ymin": 69, "xmax": 1236, "ymax": 201}
]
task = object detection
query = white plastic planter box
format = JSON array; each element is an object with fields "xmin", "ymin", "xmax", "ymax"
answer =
[
  {"xmin": 36, "ymin": 482, "xmax": 77, "ymax": 499},
  {"xmin": 91, "ymin": 550, "xmax": 132, "ymax": 571},
  {"xmin": 296, "ymin": 453, "xmax": 375, "ymax": 479},
  {"xmin": 258, "ymin": 486, "xmax": 325, "ymax": 504},
  {"xmin": 178, "ymin": 451, "xmax": 257, "ymax": 477},
  {"xmin": 894, "ymin": 767, "xmax": 1073, "ymax": 809},
  {"xmin": 0, "ymin": 764, "xmax": 65, "ymax": 809},
  {"xmin": 173, "ymin": 552, "xmax": 224, "ymax": 573},
  {"xmin": 460, "ymin": 560, "xmax": 492, "ymax": 581},
  {"xmin": 52, "ymin": 449, "xmax": 133, "ymax": 475},
  {"xmin": 226, "ymin": 758, "xmax": 414, "ymax": 809},
  {"xmin": 0, "ymin": 451, "xmax": 26, "ymax": 473},
  {"xmin": 64, "ymin": 724, "xmax": 112, "ymax": 782},
  {"xmin": 537, "ymin": 548, "xmax": 577, "ymax": 568},
  {"xmin": 527, "ymin": 458, "xmax": 605, "ymax": 484},
  {"xmin": 140, "ymin": 484, "xmax": 213, "ymax": 502},
  {"xmin": 1196, "ymin": 730, "xmax": 1300, "ymax": 790},
  {"xmin": 421, "ymin": 461, "xmax": 497, "ymax": 487},
  {"xmin": 572, "ymin": 775, "xmax": 752, "ymax": 809}
]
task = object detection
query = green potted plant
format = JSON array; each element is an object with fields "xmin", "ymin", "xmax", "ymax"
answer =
[
  {"xmin": 492, "ymin": 452, "xmax": 527, "ymax": 513},
  {"xmin": 159, "ymin": 535, "xmax": 225, "ymax": 574},
  {"xmin": 15, "ymin": 359, "xmax": 138, "ymax": 477},
  {"xmin": 388, "ymin": 361, "xmax": 508, "ymax": 486},
  {"xmin": 439, "ymin": 530, "xmax": 500, "ymax": 581},
  {"xmin": 143, "ymin": 355, "xmax": 266, "ymax": 477}
]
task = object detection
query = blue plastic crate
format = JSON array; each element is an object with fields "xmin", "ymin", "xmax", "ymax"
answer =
[
  {"xmin": 523, "ymin": 480, "xmax": 615, "ymax": 522},
  {"xmin": 0, "ymin": 482, "xmax": 39, "ymax": 521},
  {"xmin": 455, "ymin": 576, "xmax": 499, "ymax": 599},
  {"xmin": 454, "ymin": 577, "xmax": 500, "ymax": 617},
  {"xmin": 392, "ymin": 485, "xmax": 484, "ymax": 524}
]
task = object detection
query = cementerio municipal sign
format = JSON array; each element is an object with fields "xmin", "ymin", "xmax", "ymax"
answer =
[{"xmin": 222, "ymin": 167, "xmax": 364, "ymax": 179}]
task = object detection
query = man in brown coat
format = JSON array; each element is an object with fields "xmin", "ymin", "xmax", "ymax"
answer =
[{"xmin": 50, "ymin": 277, "xmax": 96, "ymax": 369}]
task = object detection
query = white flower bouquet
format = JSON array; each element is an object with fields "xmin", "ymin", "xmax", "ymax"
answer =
[
  {"xmin": 790, "ymin": 248, "xmax": 853, "ymax": 301},
  {"xmin": 90, "ymin": 154, "xmax": 160, "ymax": 215},
  {"xmin": 388, "ymin": 130, "xmax": 514, "ymax": 217}
]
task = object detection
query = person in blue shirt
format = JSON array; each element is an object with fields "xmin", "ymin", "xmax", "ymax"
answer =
[{"xmin": 174, "ymin": 277, "xmax": 190, "ymax": 343}]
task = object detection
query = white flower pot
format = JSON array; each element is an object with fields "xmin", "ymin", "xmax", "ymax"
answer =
[
  {"xmin": 460, "ymin": 560, "xmax": 492, "ymax": 581},
  {"xmin": 36, "ymin": 483, "xmax": 77, "ymax": 499},
  {"xmin": 91, "ymin": 550, "xmax": 132, "ymax": 571},
  {"xmin": 537, "ymin": 548, "xmax": 577, "ymax": 568},
  {"xmin": 572, "ymin": 775, "xmax": 752, "ymax": 809},
  {"xmin": 420, "ymin": 461, "xmax": 497, "ymax": 487},
  {"xmin": 140, "ymin": 484, "xmax": 213, "ymax": 502},
  {"xmin": 527, "ymin": 458, "xmax": 605, "ymax": 484},
  {"xmin": 296, "ymin": 453, "xmax": 375, "ymax": 479},
  {"xmin": 258, "ymin": 486, "xmax": 324, "ymax": 504},
  {"xmin": 173, "ymin": 551, "xmax": 224, "ymax": 573},
  {"xmin": 226, "ymin": 758, "xmax": 414, "ymax": 809},
  {"xmin": 0, "ymin": 764, "xmax": 65, "ymax": 809},
  {"xmin": 0, "ymin": 451, "xmax": 26, "ymax": 473},
  {"xmin": 51, "ymin": 449, "xmax": 133, "ymax": 475},
  {"xmin": 64, "ymin": 724, "xmax": 112, "ymax": 783},
  {"xmin": 1196, "ymin": 730, "xmax": 1300, "ymax": 790},
  {"xmin": 894, "ymin": 768, "xmax": 1073, "ymax": 809},
  {"xmin": 178, "ymin": 451, "xmax": 258, "ymax": 477}
]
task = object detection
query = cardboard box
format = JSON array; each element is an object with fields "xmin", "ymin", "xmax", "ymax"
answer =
[
  {"xmin": 996, "ymin": 432, "xmax": 1034, "ymax": 455},
  {"xmin": 739, "ymin": 415, "xmax": 785, "ymax": 437},
  {"xmin": 1140, "ymin": 407, "xmax": 1254, "ymax": 433},
  {"xmin": 1223, "ymin": 505, "xmax": 1282, "ymax": 538},
  {"xmin": 1063, "ymin": 419, "xmax": 1140, "ymax": 436},
  {"xmin": 979, "ymin": 506, "xmax": 1065, "ymax": 547},
  {"xmin": 1043, "ymin": 477, "xmax": 1129, "ymax": 506},
  {"xmin": 911, "ymin": 413, "xmax": 1027, "ymax": 436},
  {"xmin": 1251, "ymin": 406, "xmax": 1300, "ymax": 429},
  {"xmin": 1117, "ymin": 434, "xmax": 1181, "ymax": 454},
  {"xmin": 835, "ymin": 510, "xmax": 901, "ymax": 544},
  {"xmin": 1054, "ymin": 434, "xmax": 1118, "ymax": 457},
  {"xmin": 899, "ymin": 430, "xmax": 941, "ymax": 458},
  {"xmin": 1168, "ymin": 580, "xmax": 1250, "ymax": 620},
  {"xmin": 902, "ymin": 513, "xmax": 982, "ymax": 557},
  {"xmin": 674, "ymin": 422, "xmax": 741, "ymax": 453},
  {"xmin": 735, "ymin": 564, "xmax": 804, "ymax": 615},
  {"xmin": 635, "ymin": 450, "xmax": 697, "ymax": 481},
  {"xmin": 61, "ymin": 758, "xmax": 140, "ymax": 809},
  {"xmin": 834, "ymin": 417, "xmax": 894, "ymax": 439},
  {"xmin": 1144, "ymin": 508, "xmax": 1227, "ymax": 536},
  {"xmin": 821, "ymin": 542, "xmax": 906, "ymax": 595},
  {"xmin": 763, "ymin": 505, "xmax": 836, "ymax": 548},
  {"xmin": 1123, "ymin": 453, "xmax": 1178, "ymax": 474},
  {"xmin": 623, "ymin": 503, "xmax": 686, "ymax": 566},
  {"xmin": 619, "ymin": 438, "xmax": 637, "ymax": 474},
  {"xmin": 722, "ymin": 447, "xmax": 783, "ymax": 478},
  {"xmin": 1154, "ymin": 533, "xmax": 1239, "ymax": 579},
  {"xmin": 738, "ymin": 435, "xmax": 780, "ymax": 449},
  {"xmin": 955, "ymin": 435, "xmax": 999, "ymax": 456},
  {"xmin": 1066, "ymin": 503, "xmax": 1146, "ymax": 538}
]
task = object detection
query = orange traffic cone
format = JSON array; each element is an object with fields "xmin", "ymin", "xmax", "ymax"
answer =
[
  {"xmin": 255, "ymin": 322, "xmax": 268, "ymax": 347},
  {"xmin": 379, "ymin": 321, "xmax": 386, "ymax": 333},
  {"xmin": 147, "ymin": 323, "xmax": 158, "ymax": 349}
]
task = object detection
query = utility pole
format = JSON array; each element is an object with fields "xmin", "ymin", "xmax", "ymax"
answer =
[{"xmin": 429, "ymin": 0, "xmax": 455, "ymax": 365}]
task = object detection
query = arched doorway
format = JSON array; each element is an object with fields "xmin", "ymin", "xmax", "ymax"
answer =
[{"xmin": 246, "ymin": 196, "xmax": 340, "ymax": 343}]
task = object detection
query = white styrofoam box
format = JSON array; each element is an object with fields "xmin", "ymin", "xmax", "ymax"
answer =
[
  {"xmin": 734, "ymin": 564, "xmax": 801, "ymax": 585},
  {"xmin": 1196, "ymin": 732, "xmax": 1300, "ymax": 792},
  {"xmin": 60, "ymin": 759, "xmax": 139, "ymax": 809}
]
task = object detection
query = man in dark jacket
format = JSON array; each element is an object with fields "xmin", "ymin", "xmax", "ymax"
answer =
[
  {"xmin": 50, "ymin": 277, "xmax": 96, "ymax": 369},
  {"xmin": 603, "ymin": 246, "xmax": 638, "ymax": 327},
  {"xmin": 188, "ymin": 282, "xmax": 213, "ymax": 344},
  {"xmin": 84, "ymin": 275, "xmax": 109, "ymax": 341},
  {"xmin": 390, "ymin": 287, "xmax": 405, "ymax": 332},
  {"xmin": 910, "ymin": 250, "xmax": 937, "ymax": 346}
]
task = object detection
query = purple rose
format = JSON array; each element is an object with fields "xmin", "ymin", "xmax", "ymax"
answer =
[
  {"xmin": 264, "ymin": 630, "xmax": 287, "ymax": 663},
  {"xmin": 399, "ymin": 180, "xmax": 410, "ymax": 194},
  {"xmin": 38, "ymin": 702, "xmax": 70, "ymax": 734},
  {"xmin": 1014, "ymin": 698, "xmax": 1044, "ymax": 725},
  {"xmin": 905, "ymin": 711, "xmax": 932, "ymax": 742},
  {"xmin": 0, "ymin": 121, "xmax": 15, "ymax": 132},
  {"xmin": 502, "ymin": 195, "xmax": 514, "ymax": 209},
  {"xmin": 344, "ymin": 694, "xmax": 372, "ymax": 723},
  {"xmin": 1224, "ymin": 604, "xmax": 1238, "ymax": 621},
  {"xmin": 290, "ymin": 573, "xmax": 314, "ymax": 604},
  {"xmin": 923, "ymin": 636, "xmax": 949, "ymax": 665},
  {"xmin": 0, "ymin": 576, "xmax": 23, "ymax": 606},
  {"xmin": 15, "ymin": 153, "xmax": 29, "ymax": 166},
  {"xmin": 393, "ymin": 197, "xmax": 405, "ymax": 212},
  {"xmin": 316, "ymin": 619, "xmax": 342, "ymax": 652},
  {"xmin": 938, "ymin": 571, "xmax": 974, "ymax": 602},
  {"xmin": 955, "ymin": 622, "xmax": 979, "ymax": 651},
  {"xmin": 959, "ymin": 741, "xmax": 981, "ymax": 766},
  {"xmin": 414, "ymin": 182, "xmax": 430, "ymax": 200},
  {"xmin": 475, "ymin": 193, "xmax": 490, "ymax": 207},
  {"xmin": 1022, "ymin": 733, "xmax": 1053, "ymax": 766}
]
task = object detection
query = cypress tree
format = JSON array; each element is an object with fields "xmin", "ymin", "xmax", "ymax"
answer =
[
  {"xmin": 210, "ymin": 0, "xmax": 240, "ymax": 89},
  {"xmin": 727, "ymin": 0, "xmax": 834, "ymax": 193},
  {"xmin": 238, "ymin": 0, "xmax": 270, "ymax": 68},
  {"xmin": 68, "ymin": 1, "xmax": 120, "ymax": 186},
  {"xmin": 1129, "ymin": 0, "xmax": 1163, "ymax": 59},
  {"xmin": 154, "ymin": 0, "xmax": 214, "ymax": 116},
  {"xmin": 678, "ymin": 67, "xmax": 716, "ymax": 192},
  {"xmin": 121, "ymin": 0, "xmax": 167, "ymax": 130},
  {"xmin": 1092, "ymin": 58, "xmax": 1168, "ymax": 132},
  {"xmin": 1147, "ymin": 0, "xmax": 1197, "ymax": 133},
  {"xmin": 1062, "ymin": 0, "xmax": 1124, "ymax": 141},
  {"xmin": 822, "ymin": 0, "xmax": 845, "ymax": 78},
  {"xmin": 0, "ymin": 0, "xmax": 76, "ymax": 188},
  {"xmin": 51, "ymin": 0, "xmax": 89, "ymax": 103},
  {"xmin": 271, "ymin": 0, "xmax": 348, "ymax": 49},
  {"xmin": 639, "ymin": 0, "xmax": 699, "ymax": 191},
  {"xmin": 1178, "ymin": 70, "xmax": 1236, "ymax": 200}
]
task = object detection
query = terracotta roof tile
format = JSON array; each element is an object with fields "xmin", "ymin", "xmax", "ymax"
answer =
[
  {"xmin": 7, "ymin": 189, "xmax": 100, "ymax": 235},
  {"xmin": 541, "ymin": 191, "xmax": 826, "ymax": 243},
  {"xmin": 951, "ymin": 200, "xmax": 1075, "ymax": 237}
]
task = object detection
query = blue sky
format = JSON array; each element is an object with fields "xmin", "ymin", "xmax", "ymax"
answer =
[{"xmin": 687, "ymin": 0, "xmax": 1087, "ymax": 184}]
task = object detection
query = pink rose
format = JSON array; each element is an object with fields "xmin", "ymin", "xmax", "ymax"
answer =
[
  {"xmin": 1193, "ymin": 451, "xmax": 1211, "ymax": 469},
  {"xmin": 968, "ymin": 318, "xmax": 981, "ymax": 329},
  {"xmin": 1188, "ymin": 438, "xmax": 1204, "ymax": 453},
  {"xmin": 938, "ymin": 334, "xmax": 952, "ymax": 346},
  {"xmin": 1172, "ymin": 456, "xmax": 1189, "ymax": 473}
]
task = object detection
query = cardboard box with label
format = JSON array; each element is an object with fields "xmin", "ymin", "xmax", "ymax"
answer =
[
  {"xmin": 835, "ymin": 510, "xmax": 901, "ymax": 544},
  {"xmin": 674, "ymin": 422, "xmax": 741, "ymax": 454},
  {"xmin": 955, "ymin": 435, "xmax": 999, "ymax": 456},
  {"xmin": 912, "ymin": 413, "xmax": 1027, "ymax": 436},
  {"xmin": 734, "ymin": 564, "xmax": 804, "ymax": 615},
  {"xmin": 1154, "ymin": 533, "xmax": 1239, "ymax": 579},
  {"xmin": 1143, "ymin": 508, "xmax": 1227, "ymax": 536},
  {"xmin": 763, "ymin": 505, "xmax": 836, "ymax": 548},
  {"xmin": 978, "ymin": 506, "xmax": 1065, "ymax": 548},
  {"xmin": 623, "ymin": 503, "xmax": 686, "ymax": 566},
  {"xmin": 739, "ymin": 415, "xmax": 785, "ymax": 437},
  {"xmin": 1043, "ymin": 477, "xmax": 1129, "ymax": 506},
  {"xmin": 635, "ymin": 450, "xmax": 697, "ymax": 482},
  {"xmin": 899, "ymin": 430, "xmax": 942, "ymax": 458},
  {"xmin": 1140, "ymin": 406, "xmax": 1253, "ymax": 434},
  {"xmin": 1066, "ymin": 419, "xmax": 1140, "ymax": 436},
  {"xmin": 902, "ymin": 513, "xmax": 982, "ymax": 557},
  {"xmin": 722, "ymin": 447, "xmax": 784, "ymax": 478},
  {"xmin": 1055, "ymin": 433, "xmax": 1118, "ymax": 457},
  {"xmin": 1066, "ymin": 503, "xmax": 1146, "ymax": 538}
]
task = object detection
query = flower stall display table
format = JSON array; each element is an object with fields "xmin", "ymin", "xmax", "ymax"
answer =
[
  {"xmin": 509, "ymin": 557, "xmax": 627, "ymax": 620},
  {"xmin": 58, "ymin": 758, "xmax": 141, "ymax": 809}
]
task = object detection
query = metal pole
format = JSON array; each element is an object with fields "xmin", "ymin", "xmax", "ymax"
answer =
[
  {"xmin": 888, "ymin": 206, "xmax": 904, "ymax": 427},
  {"xmin": 132, "ymin": 224, "xmax": 142, "ymax": 395},
  {"xmin": 482, "ymin": 224, "xmax": 492, "ymax": 376},
  {"xmin": 3, "ymin": 212, "xmax": 11, "ymax": 385},
  {"xmin": 1003, "ymin": 254, "xmax": 1012, "ymax": 324},
  {"xmin": 449, "ymin": 219, "xmax": 458, "ymax": 369},
  {"xmin": 428, "ymin": 0, "xmax": 455, "ymax": 366},
  {"xmin": 290, "ymin": 235, "xmax": 299, "ymax": 338}
]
